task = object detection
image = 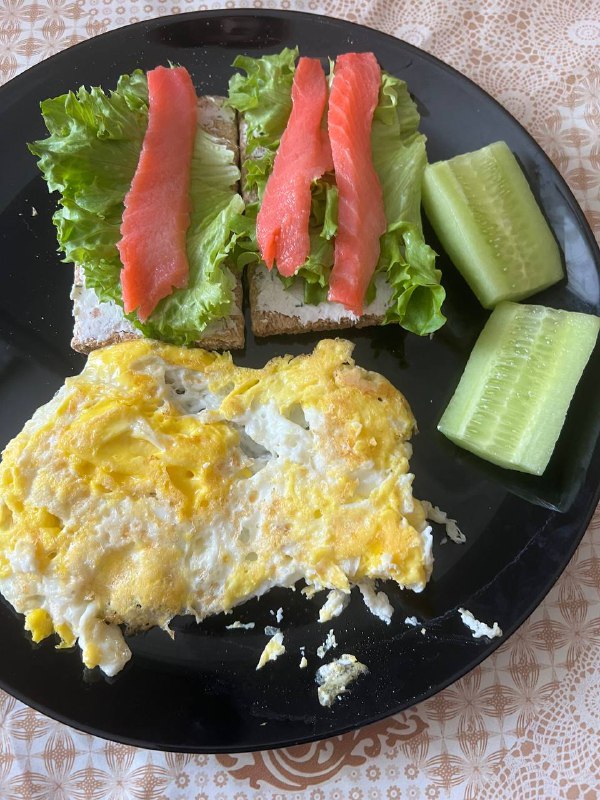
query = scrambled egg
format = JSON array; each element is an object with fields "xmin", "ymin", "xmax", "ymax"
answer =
[{"xmin": 0, "ymin": 338, "xmax": 432, "ymax": 675}]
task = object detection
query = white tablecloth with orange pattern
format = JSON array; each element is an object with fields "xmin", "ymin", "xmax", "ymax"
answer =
[{"xmin": 0, "ymin": 2, "xmax": 599, "ymax": 798}]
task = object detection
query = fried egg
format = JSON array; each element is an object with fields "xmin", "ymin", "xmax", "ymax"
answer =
[{"xmin": 0, "ymin": 338, "xmax": 432, "ymax": 675}]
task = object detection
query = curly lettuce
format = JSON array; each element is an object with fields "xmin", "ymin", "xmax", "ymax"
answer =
[
  {"xmin": 372, "ymin": 72, "xmax": 446, "ymax": 334},
  {"xmin": 28, "ymin": 70, "xmax": 242, "ymax": 346}
]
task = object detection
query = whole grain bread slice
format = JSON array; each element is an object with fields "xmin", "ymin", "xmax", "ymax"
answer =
[
  {"xmin": 239, "ymin": 119, "xmax": 390, "ymax": 337},
  {"xmin": 71, "ymin": 95, "xmax": 244, "ymax": 353}
]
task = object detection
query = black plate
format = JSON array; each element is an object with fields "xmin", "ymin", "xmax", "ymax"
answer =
[{"xmin": 0, "ymin": 9, "xmax": 599, "ymax": 754}]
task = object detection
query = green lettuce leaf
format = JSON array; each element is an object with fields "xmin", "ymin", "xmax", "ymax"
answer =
[
  {"xmin": 371, "ymin": 72, "xmax": 446, "ymax": 333},
  {"xmin": 228, "ymin": 48, "xmax": 297, "ymax": 199},
  {"xmin": 314, "ymin": 180, "xmax": 338, "ymax": 241},
  {"xmin": 28, "ymin": 70, "xmax": 242, "ymax": 344},
  {"xmin": 372, "ymin": 72, "xmax": 426, "ymax": 231},
  {"xmin": 381, "ymin": 222, "xmax": 446, "ymax": 335}
]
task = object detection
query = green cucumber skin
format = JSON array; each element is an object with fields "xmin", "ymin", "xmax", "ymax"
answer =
[
  {"xmin": 438, "ymin": 301, "xmax": 600, "ymax": 475},
  {"xmin": 423, "ymin": 141, "xmax": 564, "ymax": 309}
]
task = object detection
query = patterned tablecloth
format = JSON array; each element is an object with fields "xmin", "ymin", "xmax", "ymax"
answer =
[{"xmin": 0, "ymin": 1, "xmax": 599, "ymax": 798}]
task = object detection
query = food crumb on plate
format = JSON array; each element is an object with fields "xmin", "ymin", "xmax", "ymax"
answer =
[
  {"xmin": 318, "ymin": 589, "xmax": 350, "ymax": 622},
  {"xmin": 358, "ymin": 581, "xmax": 393, "ymax": 624},
  {"xmin": 316, "ymin": 654, "xmax": 369, "ymax": 707},
  {"xmin": 299, "ymin": 656, "xmax": 308, "ymax": 669},
  {"xmin": 225, "ymin": 620, "xmax": 255, "ymax": 630},
  {"xmin": 256, "ymin": 630, "xmax": 285, "ymax": 670},
  {"xmin": 459, "ymin": 608, "xmax": 503, "ymax": 639},
  {"xmin": 421, "ymin": 500, "xmax": 466, "ymax": 544},
  {"xmin": 405, "ymin": 616, "xmax": 419, "ymax": 627},
  {"xmin": 317, "ymin": 629, "xmax": 337, "ymax": 658}
]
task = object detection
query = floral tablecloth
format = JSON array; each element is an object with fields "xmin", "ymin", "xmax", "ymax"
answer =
[{"xmin": 1, "ymin": 1, "xmax": 599, "ymax": 798}]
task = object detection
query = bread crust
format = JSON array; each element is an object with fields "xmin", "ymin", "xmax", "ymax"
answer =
[{"xmin": 71, "ymin": 95, "xmax": 244, "ymax": 353}]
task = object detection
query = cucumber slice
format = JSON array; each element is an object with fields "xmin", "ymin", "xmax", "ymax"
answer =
[
  {"xmin": 423, "ymin": 141, "xmax": 563, "ymax": 308},
  {"xmin": 438, "ymin": 301, "xmax": 600, "ymax": 475}
]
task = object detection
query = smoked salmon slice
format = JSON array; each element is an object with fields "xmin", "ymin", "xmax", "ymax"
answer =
[
  {"xmin": 256, "ymin": 57, "xmax": 333, "ymax": 277},
  {"xmin": 118, "ymin": 66, "xmax": 197, "ymax": 321},
  {"xmin": 327, "ymin": 53, "xmax": 386, "ymax": 315}
]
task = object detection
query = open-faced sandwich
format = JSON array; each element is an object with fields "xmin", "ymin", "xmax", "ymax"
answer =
[
  {"xmin": 228, "ymin": 47, "xmax": 446, "ymax": 337},
  {"xmin": 29, "ymin": 65, "xmax": 246, "ymax": 352}
]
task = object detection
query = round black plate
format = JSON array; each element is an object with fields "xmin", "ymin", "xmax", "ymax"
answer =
[{"xmin": 0, "ymin": 10, "xmax": 599, "ymax": 754}]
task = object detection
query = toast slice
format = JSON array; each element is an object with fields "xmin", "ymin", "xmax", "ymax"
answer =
[
  {"xmin": 71, "ymin": 96, "xmax": 245, "ymax": 353},
  {"xmin": 239, "ymin": 118, "xmax": 393, "ymax": 337}
]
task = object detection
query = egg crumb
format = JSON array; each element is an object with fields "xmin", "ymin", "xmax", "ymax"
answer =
[
  {"xmin": 459, "ymin": 608, "xmax": 503, "ymax": 639},
  {"xmin": 256, "ymin": 631, "xmax": 285, "ymax": 670},
  {"xmin": 55, "ymin": 623, "xmax": 76, "ymax": 649},
  {"xmin": 318, "ymin": 589, "xmax": 350, "ymax": 623},
  {"xmin": 316, "ymin": 654, "xmax": 369, "ymax": 707},
  {"xmin": 317, "ymin": 629, "xmax": 337, "ymax": 658},
  {"xmin": 358, "ymin": 581, "xmax": 393, "ymax": 624},
  {"xmin": 82, "ymin": 642, "xmax": 102, "ymax": 670},
  {"xmin": 422, "ymin": 500, "xmax": 466, "ymax": 544},
  {"xmin": 24, "ymin": 608, "xmax": 53, "ymax": 643},
  {"xmin": 225, "ymin": 621, "xmax": 255, "ymax": 630}
]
